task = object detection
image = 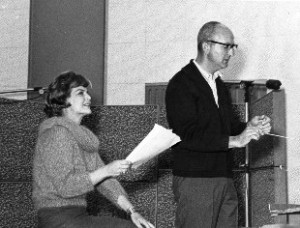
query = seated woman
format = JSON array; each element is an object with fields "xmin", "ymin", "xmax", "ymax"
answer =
[{"xmin": 32, "ymin": 71, "xmax": 155, "ymax": 228}]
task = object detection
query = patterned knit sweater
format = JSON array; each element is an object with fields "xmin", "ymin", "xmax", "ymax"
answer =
[{"xmin": 32, "ymin": 117, "xmax": 128, "ymax": 210}]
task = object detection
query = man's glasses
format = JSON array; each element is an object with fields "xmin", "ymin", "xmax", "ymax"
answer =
[{"xmin": 207, "ymin": 40, "xmax": 238, "ymax": 50}]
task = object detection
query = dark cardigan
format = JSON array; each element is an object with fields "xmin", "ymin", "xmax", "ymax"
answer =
[{"xmin": 165, "ymin": 60, "xmax": 246, "ymax": 177}]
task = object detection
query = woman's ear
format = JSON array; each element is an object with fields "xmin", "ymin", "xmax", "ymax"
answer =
[{"xmin": 65, "ymin": 101, "xmax": 72, "ymax": 108}]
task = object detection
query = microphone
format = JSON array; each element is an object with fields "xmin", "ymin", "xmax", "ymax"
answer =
[
  {"xmin": 265, "ymin": 79, "xmax": 282, "ymax": 90},
  {"xmin": 224, "ymin": 79, "xmax": 282, "ymax": 90}
]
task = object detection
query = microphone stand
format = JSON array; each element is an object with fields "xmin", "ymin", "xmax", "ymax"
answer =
[
  {"xmin": 0, "ymin": 87, "xmax": 47, "ymax": 95},
  {"xmin": 240, "ymin": 80, "xmax": 254, "ymax": 228}
]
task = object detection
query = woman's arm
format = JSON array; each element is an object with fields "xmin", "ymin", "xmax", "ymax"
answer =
[
  {"xmin": 89, "ymin": 160, "xmax": 131, "ymax": 185},
  {"xmin": 93, "ymin": 156, "xmax": 155, "ymax": 228}
]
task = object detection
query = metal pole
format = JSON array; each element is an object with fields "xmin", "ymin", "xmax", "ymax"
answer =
[
  {"xmin": 245, "ymin": 101, "xmax": 250, "ymax": 227},
  {"xmin": 241, "ymin": 80, "xmax": 252, "ymax": 227},
  {"xmin": 0, "ymin": 87, "xmax": 47, "ymax": 95}
]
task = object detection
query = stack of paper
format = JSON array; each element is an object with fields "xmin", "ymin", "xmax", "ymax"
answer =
[
  {"xmin": 126, "ymin": 124, "xmax": 181, "ymax": 169},
  {"xmin": 269, "ymin": 203, "xmax": 300, "ymax": 216}
]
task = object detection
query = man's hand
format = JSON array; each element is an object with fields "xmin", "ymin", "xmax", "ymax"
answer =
[
  {"xmin": 248, "ymin": 115, "xmax": 271, "ymax": 135},
  {"xmin": 238, "ymin": 125, "xmax": 260, "ymax": 147},
  {"xmin": 229, "ymin": 115, "xmax": 272, "ymax": 148},
  {"xmin": 229, "ymin": 125, "xmax": 260, "ymax": 148}
]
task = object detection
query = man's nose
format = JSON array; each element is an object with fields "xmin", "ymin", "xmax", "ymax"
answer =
[{"xmin": 228, "ymin": 46, "xmax": 236, "ymax": 56}]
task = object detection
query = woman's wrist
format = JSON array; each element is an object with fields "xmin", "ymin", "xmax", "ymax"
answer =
[
  {"xmin": 89, "ymin": 167, "xmax": 108, "ymax": 185},
  {"xmin": 127, "ymin": 207, "xmax": 137, "ymax": 215}
]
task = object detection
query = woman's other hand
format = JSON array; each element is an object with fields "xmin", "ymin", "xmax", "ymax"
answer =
[{"xmin": 131, "ymin": 212, "xmax": 155, "ymax": 228}]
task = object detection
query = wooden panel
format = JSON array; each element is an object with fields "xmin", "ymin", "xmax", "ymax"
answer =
[
  {"xmin": 145, "ymin": 82, "xmax": 267, "ymax": 105},
  {"xmin": 145, "ymin": 83, "xmax": 167, "ymax": 106},
  {"xmin": 0, "ymin": 98, "xmax": 159, "ymax": 227},
  {"xmin": 157, "ymin": 170, "xmax": 176, "ymax": 228},
  {"xmin": 82, "ymin": 105, "xmax": 159, "ymax": 182},
  {"xmin": 249, "ymin": 90, "xmax": 287, "ymax": 226}
]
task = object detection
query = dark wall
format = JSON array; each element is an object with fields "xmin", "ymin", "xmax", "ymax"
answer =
[{"xmin": 28, "ymin": 0, "xmax": 106, "ymax": 105}]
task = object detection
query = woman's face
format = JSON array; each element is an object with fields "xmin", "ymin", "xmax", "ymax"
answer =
[{"xmin": 65, "ymin": 86, "xmax": 91, "ymax": 120}]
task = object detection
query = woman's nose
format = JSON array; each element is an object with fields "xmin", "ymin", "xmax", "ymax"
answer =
[{"xmin": 86, "ymin": 93, "xmax": 91, "ymax": 101}]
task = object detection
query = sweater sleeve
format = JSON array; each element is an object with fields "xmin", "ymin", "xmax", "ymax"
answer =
[
  {"xmin": 166, "ymin": 78, "xmax": 229, "ymax": 151},
  {"xmin": 37, "ymin": 126, "xmax": 94, "ymax": 198},
  {"xmin": 94, "ymin": 155, "xmax": 129, "ymax": 208}
]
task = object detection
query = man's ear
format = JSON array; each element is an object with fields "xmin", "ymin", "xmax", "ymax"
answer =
[{"xmin": 203, "ymin": 42, "xmax": 210, "ymax": 55}]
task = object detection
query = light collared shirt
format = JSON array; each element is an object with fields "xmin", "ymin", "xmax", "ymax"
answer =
[{"xmin": 193, "ymin": 59, "xmax": 222, "ymax": 107}]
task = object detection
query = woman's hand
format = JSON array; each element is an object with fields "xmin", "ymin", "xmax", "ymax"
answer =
[
  {"xmin": 104, "ymin": 159, "xmax": 132, "ymax": 177},
  {"xmin": 89, "ymin": 160, "xmax": 132, "ymax": 185},
  {"xmin": 131, "ymin": 212, "xmax": 155, "ymax": 228}
]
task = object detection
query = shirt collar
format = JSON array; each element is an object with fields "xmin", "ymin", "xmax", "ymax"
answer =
[{"xmin": 193, "ymin": 59, "xmax": 222, "ymax": 81}]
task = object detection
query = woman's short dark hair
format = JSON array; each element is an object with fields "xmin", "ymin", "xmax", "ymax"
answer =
[{"xmin": 44, "ymin": 71, "xmax": 90, "ymax": 117}]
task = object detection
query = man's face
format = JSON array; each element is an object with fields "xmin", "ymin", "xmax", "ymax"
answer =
[{"xmin": 206, "ymin": 27, "xmax": 236, "ymax": 71}]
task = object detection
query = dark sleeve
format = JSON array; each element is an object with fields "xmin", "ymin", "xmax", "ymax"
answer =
[
  {"xmin": 229, "ymin": 105, "xmax": 247, "ymax": 136},
  {"xmin": 165, "ymin": 78, "xmax": 229, "ymax": 152},
  {"xmin": 223, "ymin": 82, "xmax": 247, "ymax": 136}
]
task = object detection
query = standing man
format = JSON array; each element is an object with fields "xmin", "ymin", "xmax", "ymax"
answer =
[{"xmin": 165, "ymin": 21, "xmax": 271, "ymax": 228}]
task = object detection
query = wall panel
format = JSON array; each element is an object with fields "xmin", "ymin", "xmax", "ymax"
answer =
[{"xmin": 28, "ymin": 0, "xmax": 106, "ymax": 105}]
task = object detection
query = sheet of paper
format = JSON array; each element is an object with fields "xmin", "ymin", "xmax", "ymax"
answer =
[
  {"xmin": 126, "ymin": 124, "xmax": 181, "ymax": 169},
  {"xmin": 269, "ymin": 203, "xmax": 300, "ymax": 216}
]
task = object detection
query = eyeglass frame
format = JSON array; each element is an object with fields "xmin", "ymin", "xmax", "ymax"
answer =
[{"xmin": 206, "ymin": 40, "xmax": 238, "ymax": 50}]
